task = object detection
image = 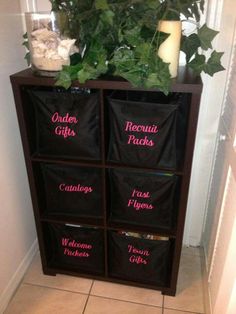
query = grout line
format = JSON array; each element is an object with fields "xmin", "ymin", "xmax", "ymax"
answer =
[
  {"xmin": 82, "ymin": 297, "xmax": 89, "ymax": 314},
  {"xmin": 23, "ymin": 282, "xmax": 89, "ymax": 296},
  {"xmin": 164, "ymin": 307, "xmax": 202, "ymax": 314},
  {"xmin": 88, "ymin": 280, "xmax": 94, "ymax": 295},
  {"xmin": 87, "ymin": 293, "xmax": 162, "ymax": 309},
  {"xmin": 82, "ymin": 280, "xmax": 94, "ymax": 314}
]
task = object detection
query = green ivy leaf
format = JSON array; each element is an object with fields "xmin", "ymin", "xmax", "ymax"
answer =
[
  {"xmin": 145, "ymin": 73, "xmax": 171, "ymax": 95},
  {"xmin": 110, "ymin": 48, "xmax": 136, "ymax": 70},
  {"xmin": 188, "ymin": 53, "xmax": 206, "ymax": 75},
  {"xmin": 77, "ymin": 64, "xmax": 98, "ymax": 83},
  {"xmin": 65, "ymin": 63, "xmax": 83, "ymax": 80},
  {"xmin": 96, "ymin": 55, "xmax": 109, "ymax": 74},
  {"xmin": 116, "ymin": 67, "xmax": 144, "ymax": 86},
  {"xmin": 23, "ymin": 32, "xmax": 28, "ymax": 39},
  {"xmin": 134, "ymin": 42, "xmax": 151, "ymax": 62},
  {"xmin": 22, "ymin": 41, "xmax": 29, "ymax": 50},
  {"xmin": 140, "ymin": 25, "xmax": 155, "ymax": 42},
  {"xmin": 70, "ymin": 53, "xmax": 82, "ymax": 66},
  {"xmin": 146, "ymin": 0, "xmax": 161, "ymax": 10},
  {"xmin": 118, "ymin": 28, "xmax": 124, "ymax": 43},
  {"xmin": 95, "ymin": 0, "xmax": 109, "ymax": 10},
  {"xmin": 100, "ymin": 10, "xmax": 115, "ymax": 26},
  {"xmin": 110, "ymin": 48, "xmax": 143, "ymax": 86},
  {"xmin": 198, "ymin": 23, "xmax": 219, "ymax": 50},
  {"xmin": 181, "ymin": 34, "xmax": 201, "ymax": 62},
  {"xmin": 124, "ymin": 25, "xmax": 142, "ymax": 46},
  {"xmin": 165, "ymin": 9, "xmax": 181, "ymax": 21},
  {"xmin": 145, "ymin": 57, "xmax": 171, "ymax": 95},
  {"xmin": 84, "ymin": 39, "xmax": 107, "ymax": 65},
  {"xmin": 204, "ymin": 51, "xmax": 225, "ymax": 76},
  {"xmin": 24, "ymin": 52, "xmax": 30, "ymax": 66},
  {"xmin": 55, "ymin": 62, "xmax": 83, "ymax": 88},
  {"xmin": 55, "ymin": 70, "xmax": 72, "ymax": 89},
  {"xmin": 77, "ymin": 53, "xmax": 108, "ymax": 83}
]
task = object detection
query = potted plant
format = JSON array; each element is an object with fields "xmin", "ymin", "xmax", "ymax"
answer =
[{"xmin": 32, "ymin": 0, "xmax": 224, "ymax": 94}]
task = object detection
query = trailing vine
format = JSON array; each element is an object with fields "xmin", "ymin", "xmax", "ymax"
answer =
[{"xmin": 40, "ymin": 0, "xmax": 225, "ymax": 94}]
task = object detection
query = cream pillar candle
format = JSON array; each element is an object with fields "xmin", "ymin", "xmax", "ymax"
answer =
[{"xmin": 158, "ymin": 20, "xmax": 182, "ymax": 78}]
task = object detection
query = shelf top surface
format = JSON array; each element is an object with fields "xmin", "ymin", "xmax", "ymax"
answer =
[{"xmin": 10, "ymin": 67, "xmax": 203, "ymax": 93}]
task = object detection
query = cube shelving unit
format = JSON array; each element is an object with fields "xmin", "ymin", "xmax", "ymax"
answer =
[{"xmin": 10, "ymin": 67, "xmax": 202, "ymax": 296}]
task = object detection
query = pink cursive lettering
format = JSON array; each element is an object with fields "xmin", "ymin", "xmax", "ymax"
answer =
[
  {"xmin": 127, "ymin": 199, "xmax": 154, "ymax": 211},
  {"xmin": 128, "ymin": 244, "xmax": 150, "ymax": 256},
  {"xmin": 127, "ymin": 135, "xmax": 154, "ymax": 146},
  {"xmin": 63, "ymin": 248, "xmax": 89, "ymax": 257},
  {"xmin": 59, "ymin": 184, "xmax": 93, "ymax": 193},
  {"xmin": 54, "ymin": 125, "xmax": 76, "ymax": 138},
  {"xmin": 61, "ymin": 238, "xmax": 92, "ymax": 250},
  {"xmin": 125, "ymin": 121, "xmax": 158, "ymax": 133},
  {"xmin": 129, "ymin": 255, "xmax": 147, "ymax": 264},
  {"xmin": 131, "ymin": 189, "xmax": 150, "ymax": 198},
  {"xmin": 51, "ymin": 112, "xmax": 78, "ymax": 124}
]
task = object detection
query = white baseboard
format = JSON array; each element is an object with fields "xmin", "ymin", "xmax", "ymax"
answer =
[{"xmin": 0, "ymin": 238, "xmax": 38, "ymax": 314}]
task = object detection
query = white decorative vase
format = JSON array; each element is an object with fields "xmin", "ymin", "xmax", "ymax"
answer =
[
  {"xmin": 25, "ymin": 11, "xmax": 78, "ymax": 76},
  {"xmin": 158, "ymin": 20, "xmax": 182, "ymax": 78}
]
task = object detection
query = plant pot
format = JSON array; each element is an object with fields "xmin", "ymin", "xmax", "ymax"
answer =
[{"xmin": 158, "ymin": 20, "xmax": 182, "ymax": 78}]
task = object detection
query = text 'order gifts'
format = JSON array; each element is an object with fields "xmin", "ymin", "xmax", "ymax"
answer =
[{"xmin": 51, "ymin": 112, "xmax": 79, "ymax": 139}]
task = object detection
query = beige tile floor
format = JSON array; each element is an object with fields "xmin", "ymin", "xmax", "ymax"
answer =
[{"xmin": 5, "ymin": 247, "xmax": 205, "ymax": 314}]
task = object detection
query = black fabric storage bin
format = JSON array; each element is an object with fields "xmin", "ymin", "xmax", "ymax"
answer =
[
  {"xmin": 108, "ymin": 231, "xmax": 171, "ymax": 286},
  {"xmin": 46, "ymin": 223, "xmax": 104, "ymax": 274},
  {"xmin": 109, "ymin": 168, "xmax": 179, "ymax": 230},
  {"xmin": 28, "ymin": 89, "xmax": 100, "ymax": 160},
  {"xmin": 107, "ymin": 91, "xmax": 189, "ymax": 169},
  {"xmin": 41, "ymin": 163, "xmax": 102, "ymax": 218}
]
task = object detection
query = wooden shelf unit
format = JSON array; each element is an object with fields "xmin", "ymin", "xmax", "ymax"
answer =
[{"xmin": 11, "ymin": 67, "xmax": 202, "ymax": 296}]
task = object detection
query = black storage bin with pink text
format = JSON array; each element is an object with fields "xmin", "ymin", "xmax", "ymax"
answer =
[
  {"xmin": 109, "ymin": 168, "xmax": 179, "ymax": 230},
  {"xmin": 107, "ymin": 92, "xmax": 189, "ymax": 169},
  {"xmin": 28, "ymin": 89, "xmax": 100, "ymax": 160},
  {"xmin": 108, "ymin": 232, "xmax": 171, "ymax": 286},
  {"xmin": 41, "ymin": 163, "xmax": 102, "ymax": 218},
  {"xmin": 46, "ymin": 223, "xmax": 104, "ymax": 274}
]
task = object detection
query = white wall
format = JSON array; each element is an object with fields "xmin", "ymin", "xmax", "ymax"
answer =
[
  {"xmin": 0, "ymin": 1, "xmax": 37, "ymax": 312},
  {"xmin": 201, "ymin": 0, "xmax": 236, "ymax": 312},
  {"xmin": 182, "ymin": 0, "xmax": 229, "ymax": 246},
  {"xmin": 36, "ymin": 0, "xmax": 51, "ymax": 11},
  {"xmin": 19, "ymin": 0, "xmax": 51, "ymax": 14}
]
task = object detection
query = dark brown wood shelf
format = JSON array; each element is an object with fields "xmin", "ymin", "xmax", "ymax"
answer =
[
  {"xmin": 11, "ymin": 67, "xmax": 203, "ymax": 93},
  {"xmin": 31, "ymin": 155, "xmax": 103, "ymax": 168},
  {"xmin": 10, "ymin": 67, "xmax": 202, "ymax": 296},
  {"xmin": 31, "ymin": 155, "xmax": 185, "ymax": 175},
  {"xmin": 107, "ymin": 221, "xmax": 177, "ymax": 238},
  {"xmin": 41, "ymin": 214, "xmax": 104, "ymax": 227}
]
